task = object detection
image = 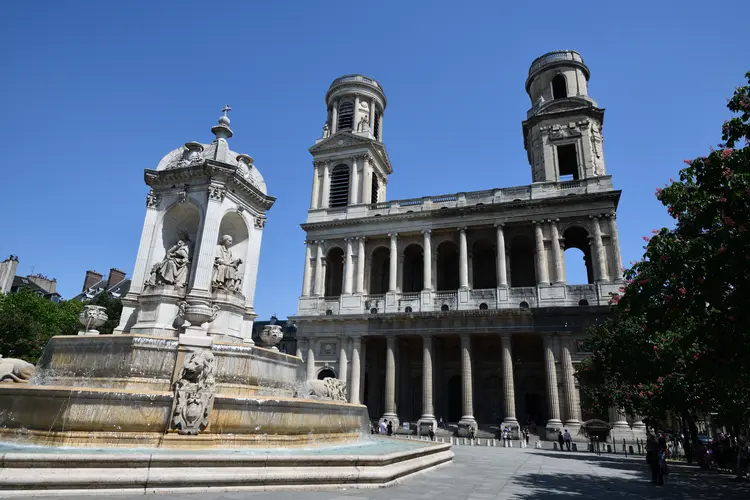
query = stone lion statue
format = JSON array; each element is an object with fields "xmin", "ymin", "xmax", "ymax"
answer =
[
  {"xmin": 174, "ymin": 350, "xmax": 216, "ymax": 393},
  {"xmin": 0, "ymin": 355, "xmax": 35, "ymax": 383},
  {"xmin": 297, "ymin": 378, "xmax": 347, "ymax": 401},
  {"xmin": 171, "ymin": 349, "xmax": 217, "ymax": 435}
]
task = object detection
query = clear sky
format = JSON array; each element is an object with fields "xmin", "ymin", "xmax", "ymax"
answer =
[{"xmin": 0, "ymin": 1, "xmax": 746, "ymax": 318}]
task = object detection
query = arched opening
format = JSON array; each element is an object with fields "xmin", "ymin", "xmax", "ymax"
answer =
[
  {"xmin": 402, "ymin": 244, "xmax": 424, "ymax": 293},
  {"xmin": 436, "ymin": 241, "xmax": 459, "ymax": 291},
  {"xmin": 578, "ymin": 299, "xmax": 589, "ymax": 306},
  {"xmin": 519, "ymin": 301, "xmax": 530, "ymax": 310},
  {"xmin": 447, "ymin": 375, "xmax": 462, "ymax": 422},
  {"xmin": 325, "ymin": 247, "xmax": 344, "ymax": 297},
  {"xmin": 477, "ymin": 375, "xmax": 502, "ymax": 425},
  {"xmin": 509, "ymin": 236, "xmax": 536, "ymax": 287},
  {"xmin": 404, "ymin": 306, "xmax": 413, "ymax": 313},
  {"xmin": 217, "ymin": 211, "xmax": 250, "ymax": 295},
  {"xmin": 337, "ymin": 101, "xmax": 354, "ymax": 131},
  {"xmin": 329, "ymin": 164, "xmax": 350, "ymax": 208},
  {"xmin": 563, "ymin": 226, "xmax": 594, "ymax": 284},
  {"xmin": 552, "ymin": 74, "xmax": 567, "ymax": 99},
  {"xmin": 479, "ymin": 303, "xmax": 488, "ymax": 310},
  {"xmin": 371, "ymin": 175, "xmax": 380, "ymax": 204},
  {"xmin": 472, "ymin": 239, "xmax": 496, "ymax": 289},
  {"xmin": 318, "ymin": 368, "xmax": 336, "ymax": 380},
  {"xmin": 369, "ymin": 246, "xmax": 390, "ymax": 294},
  {"xmin": 557, "ymin": 144, "xmax": 579, "ymax": 181},
  {"xmin": 153, "ymin": 202, "xmax": 201, "ymax": 288},
  {"xmin": 441, "ymin": 304, "xmax": 449, "ymax": 312}
]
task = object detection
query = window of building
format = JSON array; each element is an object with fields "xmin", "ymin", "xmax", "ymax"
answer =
[
  {"xmin": 329, "ymin": 164, "xmax": 350, "ymax": 208},
  {"xmin": 552, "ymin": 74, "xmax": 567, "ymax": 99},
  {"xmin": 374, "ymin": 112, "xmax": 381, "ymax": 140},
  {"xmin": 337, "ymin": 101, "xmax": 354, "ymax": 131},
  {"xmin": 441, "ymin": 304, "xmax": 449, "ymax": 312},
  {"xmin": 404, "ymin": 306, "xmax": 413, "ymax": 313},
  {"xmin": 325, "ymin": 247, "xmax": 345, "ymax": 297},
  {"xmin": 402, "ymin": 244, "xmax": 424, "ymax": 293},
  {"xmin": 557, "ymin": 144, "xmax": 579, "ymax": 181},
  {"xmin": 318, "ymin": 368, "xmax": 336, "ymax": 380},
  {"xmin": 371, "ymin": 175, "xmax": 379, "ymax": 204}
]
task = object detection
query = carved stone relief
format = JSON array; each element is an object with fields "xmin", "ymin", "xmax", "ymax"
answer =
[
  {"xmin": 146, "ymin": 190, "xmax": 160, "ymax": 209},
  {"xmin": 0, "ymin": 355, "xmax": 35, "ymax": 383},
  {"xmin": 171, "ymin": 349, "xmax": 216, "ymax": 435},
  {"xmin": 295, "ymin": 378, "xmax": 347, "ymax": 401},
  {"xmin": 319, "ymin": 342, "xmax": 336, "ymax": 357},
  {"xmin": 208, "ymin": 185, "xmax": 225, "ymax": 202}
]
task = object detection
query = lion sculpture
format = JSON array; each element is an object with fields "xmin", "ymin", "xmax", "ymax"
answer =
[
  {"xmin": 171, "ymin": 349, "xmax": 216, "ymax": 435},
  {"xmin": 297, "ymin": 377, "xmax": 347, "ymax": 401},
  {"xmin": 0, "ymin": 355, "xmax": 35, "ymax": 383}
]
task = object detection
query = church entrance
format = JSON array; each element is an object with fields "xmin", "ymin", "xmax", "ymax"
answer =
[
  {"xmin": 447, "ymin": 375, "xmax": 462, "ymax": 422},
  {"xmin": 524, "ymin": 393, "xmax": 544, "ymax": 431}
]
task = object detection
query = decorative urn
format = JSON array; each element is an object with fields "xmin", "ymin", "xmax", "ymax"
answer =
[
  {"xmin": 260, "ymin": 324, "xmax": 284, "ymax": 350},
  {"xmin": 78, "ymin": 305, "xmax": 108, "ymax": 335},
  {"xmin": 178, "ymin": 300, "xmax": 219, "ymax": 336}
]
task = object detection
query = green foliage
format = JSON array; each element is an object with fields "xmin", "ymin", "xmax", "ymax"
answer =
[
  {"xmin": 86, "ymin": 292, "xmax": 122, "ymax": 335},
  {"xmin": 0, "ymin": 290, "xmax": 83, "ymax": 363},
  {"xmin": 577, "ymin": 72, "xmax": 750, "ymax": 426}
]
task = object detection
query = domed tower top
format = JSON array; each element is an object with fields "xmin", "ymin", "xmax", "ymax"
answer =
[
  {"xmin": 525, "ymin": 50, "xmax": 596, "ymax": 109},
  {"xmin": 323, "ymin": 74, "xmax": 387, "ymax": 141}
]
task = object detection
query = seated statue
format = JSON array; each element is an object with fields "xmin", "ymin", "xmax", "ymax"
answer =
[
  {"xmin": 212, "ymin": 235, "xmax": 242, "ymax": 293},
  {"xmin": 145, "ymin": 239, "xmax": 190, "ymax": 288}
]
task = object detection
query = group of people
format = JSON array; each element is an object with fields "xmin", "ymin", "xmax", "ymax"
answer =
[{"xmin": 371, "ymin": 420, "xmax": 394, "ymax": 436}]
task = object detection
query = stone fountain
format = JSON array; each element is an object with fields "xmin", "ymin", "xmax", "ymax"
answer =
[{"xmin": 0, "ymin": 111, "xmax": 452, "ymax": 495}]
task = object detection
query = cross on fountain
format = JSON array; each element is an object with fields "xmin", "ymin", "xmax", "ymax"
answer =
[{"xmin": 222, "ymin": 104, "xmax": 232, "ymax": 117}]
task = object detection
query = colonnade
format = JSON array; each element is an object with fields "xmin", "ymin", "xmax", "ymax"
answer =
[
  {"xmin": 301, "ymin": 332, "xmax": 584, "ymax": 435},
  {"xmin": 299, "ymin": 216, "xmax": 623, "ymax": 298}
]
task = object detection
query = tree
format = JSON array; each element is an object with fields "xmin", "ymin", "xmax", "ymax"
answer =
[
  {"xmin": 577, "ymin": 72, "xmax": 750, "ymax": 431},
  {"xmin": 86, "ymin": 292, "xmax": 122, "ymax": 335},
  {"xmin": 0, "ymin": 290, "xmax": 83, "ymax": 363}
]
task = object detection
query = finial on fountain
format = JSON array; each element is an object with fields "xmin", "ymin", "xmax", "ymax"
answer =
[{"xmin": 211, "ymin": 104, "xmax": 233, "ymax": 141}]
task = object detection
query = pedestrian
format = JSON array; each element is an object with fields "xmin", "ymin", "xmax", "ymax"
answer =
[
  {"xmin": 428, "ymin": 428, "xmax": 435, "ymax": 441},
  {"xmin": 386, "ymin": 420, "xmax": 393, "ymax": 436},
  {"xmin": 525, "ymin": 428, "xmax": 530, "ymax": 446},
  {"xmin": 564, "ymin": 429, "xmax": 572, "ymax": 451},
  {"xmin": 647, "ymin": 434, "xmax": 664, "ymax": 485},
  {"xmin": 379, "ymin": 420, "xmax": 386, "ymax": 434},
  {"xmin": 558, "ymin": 431, "xmax": 565, "ymax": 451}
]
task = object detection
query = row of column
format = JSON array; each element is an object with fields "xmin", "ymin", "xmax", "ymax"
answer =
[
  {"xmin": 377, "ymin": 333, "xmax": 582, "ymax": 431},
  {"xmin": 300, "ymin": 216, "xmax": 622, "ymax": 297},
  {"xmin": 310, "ymin": 155, "xmax": 378, "ymax": 210},
  {"xmin": 302, "ymin": 335, "xmax": 365, "ymax": 405},
  {"xmin": 329, "ymin": 96, "xmax": 380, "ymax": 137}
]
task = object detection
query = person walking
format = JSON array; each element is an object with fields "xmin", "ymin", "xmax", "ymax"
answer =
[
  {"xmin": 386, "ymin": 421, "xmax": 393, "ymax": 436},
  {"xmin": 647, "ymin": 434, "xmax": 665, "ymax": 485},
  {"xmin": 564, "ymin": 429, "xmax": 572, "ymax": 451},
  {"xmin": 558, "ymin": 431, "xmax": 565, "ymax": 451}
]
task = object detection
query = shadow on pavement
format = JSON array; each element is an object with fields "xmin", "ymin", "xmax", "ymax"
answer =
[{"xmin": 511, "ymin": 451, "xmax": 750, "ymax": 499}]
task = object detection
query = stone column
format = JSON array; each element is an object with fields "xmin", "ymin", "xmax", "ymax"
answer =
[
  {"xmin": 458, "ymin": 227, "xmax": 469, "ymax": 289},
  {"xmin": 388, "ymin": 233, "xmax": 398, "ymax": 292},
  {"xmin": 314, "ymin": 241, "xmax": 324, "ymax": 296},
  {"xmin": 355, "ymin": 237, "xmax": 366, "ymax": 294},
  {"xmin": 379, "ymin": 112, "xmax": 384, "ymax": 141},
  {"xmin": 301, "ymin": 241, "xmax": 313, "ymax": 297},
  {"xmin": 350, "ymin": 157, "xmax": 360, "ymax": 205},
  {"xmin": 369, "ymin": 100, "xmax": 375, "ymax": 130},
  {"xmin": 331, "ymin": 100, "xmax": 339, "ymax": 134},
  {"xmin": 128, "ymin": 198, "xmax": 161, "ymax": 296},
  {"xmin": 458, "ymin": 334, "xmax": 476, "ymax": 434},
  {"xmin": 591, "ymin": 216, "xmax": 608, "ymax": 282},
  {"xmin": 544, "ymin": 335, "xmax": 562, "ymax": 432},
  {"xmin": 352, "ymin": 95, "xmax": 360, "ymax": 132},
  {"xmin": 611, "ymin": 408, "xmax": 630, "ymax": 429},
  {"xmin": 306, "ymin": 337, "xmax": 317, "ymax": 381},
  {"xmin": 362, "ymin": 156, "xmax": 372, "ymax": 204},
  {"xmin": 321, "ymin": 162, "xmax": 331, "ymax": 209},
  {"xmin": 501, "ymin": 335, "xmax": 518, "ymax": 428},
  {"xmin": 550, "ymin": 220, "xmax": 564, "ymax": 284},
  {"xmin": 495, "ymin": 224, "xmax": 508, "ymax": 288},
  {"xmin": 608, "ymin": 213, "xmax": 623, "ymax": 281},
  {"xmin": 349, "ymin": 335, "xmax": 361, "ymax": 404},
  {"xmin": 310, "ymin": 163, "xmax": 321, "ymax": 209},
  {"xmin": 423, "ymin": 230, "xmax": 433, "ymax": 290},
  {"xmin": 418, "ymin": 335, "xmax": 436, "ymax": 430},
  {"xmin": 561, "ymin": 338, "xmax": 581, "ymax": 428},
  {"xmin": 343, "ymin": 238, "xmax": 354, "ymax": 295},
  {"xmin": 188, "ymin": 187, "xmax": 224, "ymax": 300},
  {"xmin": 534, "ymin": 221, "xmax": 549, "ymax": 286},
  {"xmin": 338, "ymin": 335, "xmax": 348, "ymax": 384},
  {"xmin": 381, "ymin": 335, "xmax": 399, "ymax": 426}
]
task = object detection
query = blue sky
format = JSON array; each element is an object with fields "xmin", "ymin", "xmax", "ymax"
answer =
[{"xmin": 0, "ymin": 1, "xmax": 746, "ymax": 318}]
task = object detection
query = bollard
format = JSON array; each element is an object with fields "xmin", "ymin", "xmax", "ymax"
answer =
[
  {"xmin": 509, "ymin": 439, "xmax": 513, "ymax": 448},
  {"xmin": 535, "ymin": 440, "xmax": 542, "ymax": 449},
  {"xmin": 486, "ymin": 439, "xmax": 490, "ymax": 447},
  {"xmin": 622, "ymin": 437, "xmax": 627, "ymax": 453},
  {"xmin": 572, "ymin": 443, "xmax": 577, "ymax": 452},
  {"xmin": 553, "ymin": 442, "xmax": 558, "ymax": 451}
]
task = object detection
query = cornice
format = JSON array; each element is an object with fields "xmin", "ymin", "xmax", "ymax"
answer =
[{"xmin": 300, "ymin": 190, "xmax": 621, "ymax": 231}]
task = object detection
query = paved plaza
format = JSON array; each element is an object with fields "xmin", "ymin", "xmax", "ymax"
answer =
[{"xmin": 28, "ymin": 445, "xmax": 750, "ymax": 500}]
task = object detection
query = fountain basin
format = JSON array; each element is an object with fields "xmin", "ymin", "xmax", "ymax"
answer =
[{"xmin": 0, "ymin": 438, "xmax": 453, "ymax": 496}]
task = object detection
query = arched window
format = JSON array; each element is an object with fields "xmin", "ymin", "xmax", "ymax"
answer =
[
  {"xmin": 337, "ymin": 101, "xmax": 354, "ymax": 131},
  {"xmin": 325, "ymin": 247, "xmax": 344, "ymax": 297},
  {"xmin": 509, "ymin": 236, "xmax": 536, "ymax": 287},
  {"xmin": 552, "ymin": 74, "xmax": 567, "ymax": 99},
  {"xmin": 437, "ymin": 241, "xmax": 460, "ymax": 291},
  {"xmin": 318, "ymin": 368, "xmax": 336, "ymax": 380},
  {"xmin": 402, "ymin": 244, "xmax": 424, "ymax": 293},
  {"xmin": 472, "ymin": 239, "xmax": 497, "ymax": 289},
  {"xmin": 371, "ymin": 175, "xmax": 380, "ymax": 204},
  {"xmin": 563, "ymin": 226, "xmax": 595, "ymax": 284},
  {"xmin": 369, "ymin": 247, "xmax": 390, "ymax": 294},
  {"xmin": 404, "ymin": 306, "xmax": 413, "ymax": 313},
  {"xmin": 479, "ymin": 303, "xmax": 488, "ymax": 310},
  {"xmin": 329, "ymin": 164, "xmax": 350, "ymax": 208},
  {"xmin": 441, "ymin": 304, "xmax": 450, "ymax": 312}
]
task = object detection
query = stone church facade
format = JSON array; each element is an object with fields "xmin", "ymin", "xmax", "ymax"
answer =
[{"xmin": 291, "ymin": 51, "xmax": 644, "ymax": 440}]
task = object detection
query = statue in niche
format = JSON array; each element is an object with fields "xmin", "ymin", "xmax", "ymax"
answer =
[
  {"xmin": 356, "ymin": 114, "xmax": 370, "ymax": 132},
  {"xmin": 322, "ymin": 122, "xmax": 330, "ymax": 138},
  {"xmin": 590, "ymin": 123, "xmax": 605, "ymax": 175},
  {"xmin": 212, "ymin": 235, "xmax": 243, "ymax": 293},
  {"xmin": 145, "ymin": 237, "xmax": 191, "ymax": 288}
]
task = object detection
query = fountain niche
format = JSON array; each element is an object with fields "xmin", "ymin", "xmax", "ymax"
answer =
[{"xmin": 0, "ymin": 113, "xmax": 452, "ymax": 495}]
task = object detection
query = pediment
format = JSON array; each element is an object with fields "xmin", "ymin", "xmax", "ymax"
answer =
[{"xmin": 309, "ymin": 132, "xmax": 374, "ymax": 154}]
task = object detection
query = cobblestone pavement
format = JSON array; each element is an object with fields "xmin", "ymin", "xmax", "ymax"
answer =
[{"xmin": 22, "ymin": 446, "xmax": 750, "ymax": 500}]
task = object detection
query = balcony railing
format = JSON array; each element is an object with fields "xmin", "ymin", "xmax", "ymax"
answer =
[
  {"xmin": 297, "ymin": 283, "xmax": 617, "ymax": 317},
  {"xmin": 528, "ymin": 50, "xmax": 584, "ymax": 76}
]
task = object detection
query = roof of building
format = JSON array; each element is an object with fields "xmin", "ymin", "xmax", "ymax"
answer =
[
  {"xmin": 72, "ymin": 277, "xmax": 131, "ymax": 301},
  {"xmin": 11, "ymin": 276, "xmax": 62, "ymax": 300}
]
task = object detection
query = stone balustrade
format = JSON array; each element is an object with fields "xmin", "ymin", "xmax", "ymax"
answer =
[
  {"xmin": 297, "ymin": 283, "xmax": 619, "ymax": 316},
  {"xmin": 305, "ymin": 176, "xmax": 614, "ymax": 224}
]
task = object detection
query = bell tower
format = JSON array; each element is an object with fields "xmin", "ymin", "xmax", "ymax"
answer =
[
  {"xmin": 307, "ymin": 75, "xmax": 391, "ymax": 214},
  {"xmin": 522, "ymin": 50, "xmax": 607, "ymax": 183}
]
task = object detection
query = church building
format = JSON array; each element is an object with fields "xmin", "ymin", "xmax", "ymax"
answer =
[{"xmin": 291, "ymin": 51, "xmax": 644, "ymax": 440}]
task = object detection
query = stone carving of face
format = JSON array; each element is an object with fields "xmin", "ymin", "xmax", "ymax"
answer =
[{"xmin": 222, "ymin": 235, "xmax": 233, "ymax": 247}]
